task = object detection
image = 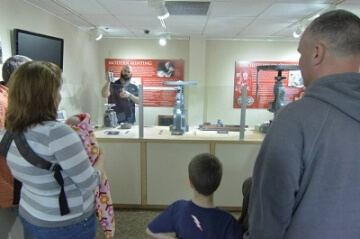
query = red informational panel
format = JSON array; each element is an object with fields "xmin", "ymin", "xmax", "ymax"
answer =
[
  {"xmin": 233, "ymin": 61, "xmax": 305, "ymax": 109},
  {"xmin": 105, "ymin": 59, "xmax": 184, "ymax": 107}
]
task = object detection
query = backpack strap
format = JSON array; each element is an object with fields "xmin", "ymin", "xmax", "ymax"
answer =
[
  {"xmin": 13, "ymin": 132, "xmax": 60, "ymax": 171},
  {"xmin": 0, "ymin": 130, "xmax": 14, "ymax": 157},
  {"xmin": 13, "ymin": 132, "xmax": 70, "ymax": 216},
  {"xmin": 0, "ymin": 130, "xmax": 22, "ymax": 205}
]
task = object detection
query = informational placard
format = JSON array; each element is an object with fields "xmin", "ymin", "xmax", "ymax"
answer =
[
  {"xmin": 233, "ymin": 61, "xmax": 305, "ymax": 109},
  {"xmin": 105, "ymin": 59, "xmax": 184, "ymax": 107}
]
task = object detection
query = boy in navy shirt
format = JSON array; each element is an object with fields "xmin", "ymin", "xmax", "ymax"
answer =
[{"xmin": 146, "ymin": 153, "xmax": 243, "ymax": 239}]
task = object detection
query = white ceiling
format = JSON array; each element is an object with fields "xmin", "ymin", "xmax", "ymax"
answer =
[{"xmin": 23, "ymin": 0, "xmax": 360, "ymax": 41}]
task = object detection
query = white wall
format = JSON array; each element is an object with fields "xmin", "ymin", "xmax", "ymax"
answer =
[
  {"xmin": 99, "ymin": 38, "xmax": 190, "ymax": 126},
  {"xmin": 99, "ymin": 38, "xmax": 300, "ymax": 127},
  {"xmin": 0, "ymin": 0, "xmax": 300, "ymax": 129},
  {"xmin": 0, "ymin": 1, "xmax": 103, "ymax": 235},
  {"xmin": 205, "ymin": 40, "xmax": 300, "ymax": 126},
  {"xmin": 0, "ymin": 0, "xmax": 102, "ymax": 125}
]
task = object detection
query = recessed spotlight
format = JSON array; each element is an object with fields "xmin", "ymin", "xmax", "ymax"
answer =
[{"xmin": 159, "ymin": 37, "xmax": 167, "ymax": 46}]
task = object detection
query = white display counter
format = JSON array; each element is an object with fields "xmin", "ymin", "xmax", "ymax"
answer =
[{"xmin": 95, "ymin": 126, "xmax": 264, "ymax": 210}]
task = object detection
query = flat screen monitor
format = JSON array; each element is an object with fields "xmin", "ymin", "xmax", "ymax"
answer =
[{"xmin": 13, "ymin": 29, "xmax": 64, "ymax": 70}]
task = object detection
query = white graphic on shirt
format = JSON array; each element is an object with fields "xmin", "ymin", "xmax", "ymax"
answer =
[{"xmin": 191, "ymin": 214, "xmax": 203, "ymax": 231}]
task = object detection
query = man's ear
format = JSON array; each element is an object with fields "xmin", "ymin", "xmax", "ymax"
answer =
[
  {"xmin": 313, "ymin": 43, "xmax": 326, "ymax": 66},
  {"xmin": 189, "ymin": 178, "xmax": 194, "ymax": 189}
]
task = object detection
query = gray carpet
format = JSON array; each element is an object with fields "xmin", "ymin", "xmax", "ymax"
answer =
[
  {"xmin": 95, "ymin": 209, "xmax": 241, "ymax": 239},
  {"xmin": 95, "ymin": 209, "xmax": 161, "ymax": 239}
]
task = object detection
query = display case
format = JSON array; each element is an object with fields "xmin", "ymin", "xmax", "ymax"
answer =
[{"xmin": 95, "ymin": 125, "xmax": 263, "ymax": 209}]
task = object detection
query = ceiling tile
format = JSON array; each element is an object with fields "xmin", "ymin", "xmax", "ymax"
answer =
[
  {"xmin": 204, "ymin": 16, "xmax": 254, "ymax": 36},
  {"xmin": 240, "ymin": 18, "xmax": 296, "ymax": 36},
  {"xmin": 98, "ymin": 0, "xmax": 157, "ymax": 16},
  {"xmin": 209, "ymin": 1, "xmax": 272, "ymax": 17},
  {"xmin": 259, "ymin": 3, "xmax": 329, "ymax": 19},
  {"xmin": 21, "ymin": 0, "xmax": 360, "ymax": 40},
  {"xmin": 57, "ymin": 0, "xmax": 108, "ymax": 14}
]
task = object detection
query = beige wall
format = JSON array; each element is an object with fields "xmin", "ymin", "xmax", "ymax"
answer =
[
  {"xmin": 98, "ymin": 38, "xmax": 190, "ymax": 126},
  {"xmin": 205, "ymin": 40, "xmax": 300, "ymax": 126},
  {"xmin": 99, "ymin": 38, "xmax": 300, "ymax": 127},
  {"xmin": 0, "ymin": 1, "xmax": 102, "ymax": 236},
  {"xmin": 0, "ymin": 0, "xmax": 300, "ymax": 128},
  {"xmin": 0, "ymin": 0, "xmax": 103, "ymax": 125}
]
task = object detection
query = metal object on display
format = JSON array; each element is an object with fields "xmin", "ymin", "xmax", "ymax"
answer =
[
  {"xmin": 198, "ymin": 122, "xmax": 248, "ymax": 132},
  {"xmin": 138, "ymin": 85, "xmax": 144, "ymax": 138},
  {"xmin": 259, "ymin": 121, "xmax": 271, "ymax": 134},
  {"xmin": 107, "ymin": 71, "xmax": 115, "ymax": 82},
  {"xmin": 256, "ymin": 65, "xmax": 300, "ymax": 116},
  {"xmin": 239, "ymin": 85, "xmax": 247, "ymax": 140},
  {"xmin": 256, "ymin": 65, "xmax": 299, "ymax": 134},
  {"xmin": 119, "ymin": 122, "xmax": 132, "ymax": 129},
  {"xmin": 163, "ymin": 81, "xmax": 197, "ymax": 86},
  {"xmin": 103, "ymin": 103, "xmax": 118, "ymax": 127},
  {"xmin": 163, "ymin": 81, "xmax": 197, "ymax": 135}
]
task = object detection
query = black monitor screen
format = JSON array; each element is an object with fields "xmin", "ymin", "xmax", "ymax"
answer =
[{"xmin": 14, "ymin": 29, "xmax": 64, "ymax": 70}]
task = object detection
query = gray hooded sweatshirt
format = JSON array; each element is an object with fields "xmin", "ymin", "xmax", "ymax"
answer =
[{"xmin": 246, "ymin": 72, "xmax": 360, "ymax": 239}]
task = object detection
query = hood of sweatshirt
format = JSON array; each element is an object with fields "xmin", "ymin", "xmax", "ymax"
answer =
[{"xmin": 304, "ymin": 72, "xmax": 360, "ymax": 123}]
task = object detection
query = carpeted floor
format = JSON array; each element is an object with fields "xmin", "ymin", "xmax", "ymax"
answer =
[
  {"xmin": 95, "ymin": 209, "xmax": 241, "ymax": 239},
  {"xmin": 95, "ymin": 209, "xmax": 160, "ymax": 239}
]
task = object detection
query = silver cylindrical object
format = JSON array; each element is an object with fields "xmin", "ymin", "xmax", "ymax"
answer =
[{"xmin": 107, "ymin": 71, "xmax": 114, "ymax": 82}]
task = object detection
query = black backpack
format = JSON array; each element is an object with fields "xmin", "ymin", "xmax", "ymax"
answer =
[{"xmin": 0, "ymin": 130, "xmax": 70, "ymax": 215}]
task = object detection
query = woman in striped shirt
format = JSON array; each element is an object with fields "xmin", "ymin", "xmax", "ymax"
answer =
[{"xmin": 0, "ymin": 61, "xmax": 105, "ymax": 239}]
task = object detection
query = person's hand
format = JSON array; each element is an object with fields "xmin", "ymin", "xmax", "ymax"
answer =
[
  {"xmin": 65, "ymin": 114, "xmax": 81, "ymax": 125},
  {"xmin": 119, "ymin": 90, "xmax": 131, "ymax": 99}
]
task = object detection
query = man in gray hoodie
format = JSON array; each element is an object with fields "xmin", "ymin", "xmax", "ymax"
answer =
[{"xmin": 245, "ymin": 9, "xmax": 360, "ymax": 239}]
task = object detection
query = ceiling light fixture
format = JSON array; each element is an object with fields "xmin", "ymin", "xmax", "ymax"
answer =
[
  {"xmin": 293, "ymin": 23, "xmax": 306, "ymax": 38},
  {"xmin": 157, "ymin": 5, "xmax": 169, "ymax": 20},
  {"xmin": 291, "ymin": 2, "xmax": 341, "ymax": 39},
  {"xmin": 159, "ymin": 34, "xmax": 171, "ymax": 46},
  {"xmin": 90, "ymin": 27, "xmax": 103, "ymax": 41},
  {"xmin": 95, "ymin": 28, "xmax": 103, "ymax": 41},
  {"xmin": 159, "ymin": 37, "xmax": 167, "ymax": 46}
]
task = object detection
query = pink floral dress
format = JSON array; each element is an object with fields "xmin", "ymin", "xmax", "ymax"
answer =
[{"xmin": 69, "ymin": 113, "xmax": 115, "ymax": 238}]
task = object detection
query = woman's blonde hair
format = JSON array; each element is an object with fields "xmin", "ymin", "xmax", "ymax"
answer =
[{"xmin": 5, "ymin": 61, "xmax": 63, "ymax": 132}]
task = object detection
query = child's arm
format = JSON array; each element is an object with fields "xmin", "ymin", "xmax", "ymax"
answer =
[{"xmin": 146, "ymin": 227, "xmax": 177, "ymax": 239}]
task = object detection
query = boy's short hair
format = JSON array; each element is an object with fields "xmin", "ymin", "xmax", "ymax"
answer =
[{"xmin": 188, "ymin": 153, "xmax": 223, "ymax": 196}]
